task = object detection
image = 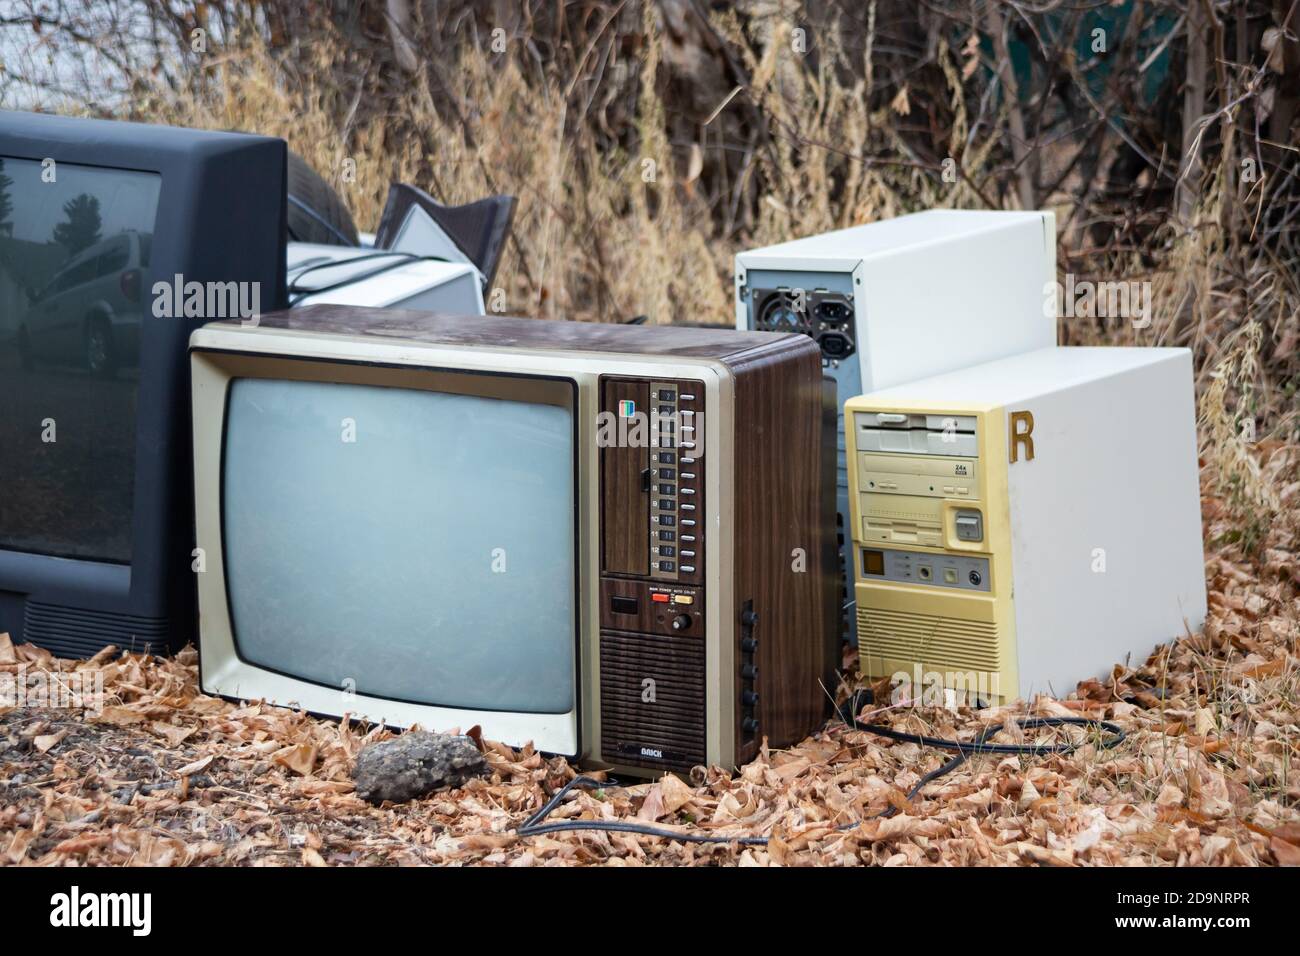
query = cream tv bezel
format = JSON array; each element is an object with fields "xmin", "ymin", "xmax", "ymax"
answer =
[{"xmin": 189, "ymin": 323, "xmax": 735, "ymax": 768}]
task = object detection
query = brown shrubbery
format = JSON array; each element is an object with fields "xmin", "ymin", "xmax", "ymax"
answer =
[{"xmin": 12, "ymin": 3, "xmax": 1290, "ymax": 520}]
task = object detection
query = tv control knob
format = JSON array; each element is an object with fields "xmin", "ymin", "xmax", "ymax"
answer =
[
  {"xmin": 741, "ymin": 608, "xmax": 760, "ymax": 627},
  {"xmin": 741, "ymin": 637, "xmax": 759, "ymax": 653},
  {"xmin": 742, "ymin": 690, "xmax": 759, "ymax": 707},
  {"xmin": 742, "ymin": 717, "xmax": 759, "ymax": 734},
  {"xmin": 742, "ymin": 663, "xmax": 758, "ymax": 680},
  {"xmin": 672, "ymin": 614, "xmax": 692, "ymax": 631}
]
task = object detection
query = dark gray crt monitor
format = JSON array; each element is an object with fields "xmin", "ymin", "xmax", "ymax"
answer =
[{"xmin": 0, "ymin": 110, "xmax": 287, "ymax": 657}]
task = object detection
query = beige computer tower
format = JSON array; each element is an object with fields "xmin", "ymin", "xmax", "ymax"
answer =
[{"xmin": 846, "ymin": 346, "xmax": 1207, "ymax": 704}]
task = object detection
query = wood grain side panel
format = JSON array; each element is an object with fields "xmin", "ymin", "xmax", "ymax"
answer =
[{"xmin": 724, "ymin": 337, "xmax": 831, "ymax": 764}]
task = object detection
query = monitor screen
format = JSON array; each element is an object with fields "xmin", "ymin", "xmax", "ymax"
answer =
[
  {"xmin": 221, "ymin": 377, "xmax": 577, "ymax": 714},
  {"xmin": 0, "ymin": 156, "xmax": 161, "ymax": 563}
]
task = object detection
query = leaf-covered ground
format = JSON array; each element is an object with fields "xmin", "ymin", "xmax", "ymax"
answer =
[{"xmin": 1, "ymin": 449, "xmax": 1297, "ymax": 866}]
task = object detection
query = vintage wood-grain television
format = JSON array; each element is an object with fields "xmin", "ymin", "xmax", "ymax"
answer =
[{"xmin": 190, "ymin": 305, "xmax": 835, "ymax": 776}]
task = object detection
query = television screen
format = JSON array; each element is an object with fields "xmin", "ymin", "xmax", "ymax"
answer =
[
  {"xmin": 0, "ymin": 156, "xmax": 161, "ymax": 562},
  {"xmin": 221, "ymin": 377, "xmax": 577, "ymax": 714}
]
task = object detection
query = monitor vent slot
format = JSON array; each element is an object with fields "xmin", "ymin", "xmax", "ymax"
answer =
[
  {"xmin": 857, "ymin": 606, "xmax": 999, "ymax": 673},
  {"xmin": 22, "ymin": 602, "xmax": 171, "ymax": 659},
  {"xmin": 600, "ymin": 630, "xmax": 705, "ymax": 772}
]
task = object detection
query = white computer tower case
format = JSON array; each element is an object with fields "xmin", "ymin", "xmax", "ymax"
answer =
[{"xmin": 735, "ymin": 209, "xmax": 1058, "ymax": 641}]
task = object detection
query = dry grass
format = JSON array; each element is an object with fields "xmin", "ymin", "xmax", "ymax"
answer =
[
  {"xmin": 130, "ymin": 16, "xmax": 731, "ymax": 327},
  {"xmin": 127, "ymin": 22, "xmax": 1296, "ymax": 568},
  {"xmin": 112, "ymin": 16, "xmax": 1029, "ymax": 330},
  {"xmin": 115, "ymin": 19, "xmax": 1294, "ymax": 430},
  {"xmin": 8, "ymin": 7, "xmax": 1296, "ymax": 427}
]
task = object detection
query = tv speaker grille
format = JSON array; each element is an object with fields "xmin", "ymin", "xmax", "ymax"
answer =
[
  {"xmin": 22, "ymin": 602, "xmax": 171, "ymax": 659},
  {"xmin": 599, "ymin": 630, "xmax": 705, "ymax": 772}
]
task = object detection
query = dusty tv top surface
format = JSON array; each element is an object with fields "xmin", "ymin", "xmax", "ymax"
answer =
[{"xmin": 204, "ymin": 304, "xmax": 811, "ymax": 360}]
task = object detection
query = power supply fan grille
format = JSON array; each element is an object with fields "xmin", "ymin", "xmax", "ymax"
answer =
[
  {"xmin": 22, "ymin": 602, "xmax": 171, "ymax": 659},
  {"xmin": 599, "ymin": 630, "xmax": 706, "ymax": 773},
  {"xmin": 857, "ymin": 606, "xmax": 1000, "ymax": 673}
]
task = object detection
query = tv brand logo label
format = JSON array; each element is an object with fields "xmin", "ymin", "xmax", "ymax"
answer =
[
  {"xmin": 639, "ymin": 747, "xmax": 663, "ymax": 759},
  {"xmin": 618, "ymin": 399, "xmax": 636, "ymax": 418},
  {"xmin": 49, "ymin": 886, "xmax": 151, "ymax": 937}
]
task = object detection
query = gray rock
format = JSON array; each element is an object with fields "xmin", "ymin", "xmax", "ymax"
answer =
[{"xmin": 352, "ymin": 732, "xmax": 488, "ymax": 804}]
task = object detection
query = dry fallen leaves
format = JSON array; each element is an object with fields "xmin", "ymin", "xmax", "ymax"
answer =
[{"xmin": 0, "ymin": 459, "xmax": 1297, "ymax": 866}]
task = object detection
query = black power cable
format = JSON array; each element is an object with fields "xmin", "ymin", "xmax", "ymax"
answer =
[{"xmin": 516, "ymin": 715, "xmax": 1126, "ymax": 845}]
